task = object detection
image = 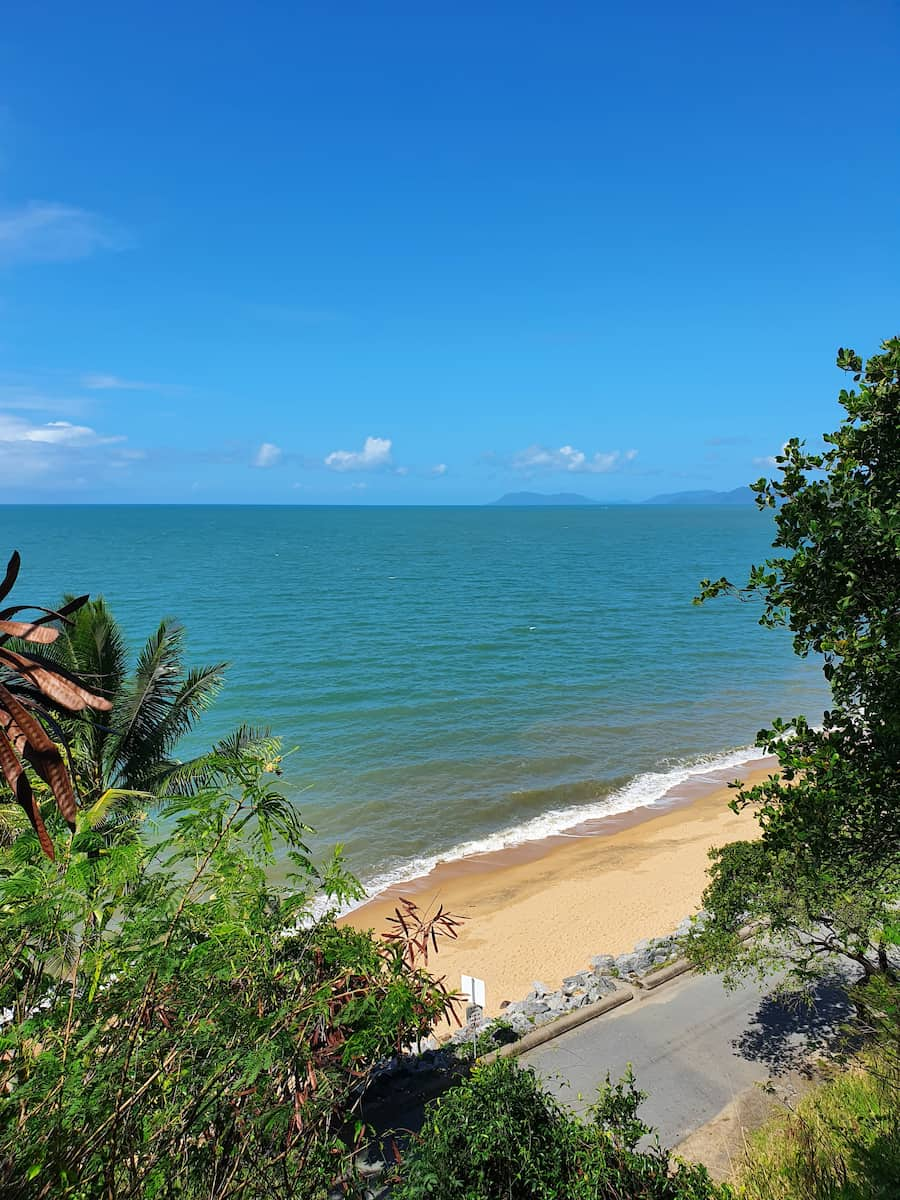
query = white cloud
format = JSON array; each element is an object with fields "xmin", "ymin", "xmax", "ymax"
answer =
[
  {"xmin": 431, "ymin": 463, "xmax": 448, "ymax": 476},
  {"xmin": 0, "ymin": 415, "xmax": 122, "ymax": 447},
  {"xmin": 511, "ymin": 444, "xmax": 638, "ymax": 474},
  {"xmin": 753, "ymin": 442, "xmax": 788, "ymax": 467},
  {"xmin": 0, "ymin": 412, "xmax": 129, "ymax": 486},
  {"xmin": 253, "ymin": 441, "xmax": 283, "ymax": 468},
  {"xmin": 325, "ymin": 435, "xmax": 392, "ymax": 472},
  {"xmin": 0, "ymin": 203, "xmax": 128, "ymax": 265},
  {"xmin": 82, "ymin": 373, "xmax": 155, "ymax": 391}
]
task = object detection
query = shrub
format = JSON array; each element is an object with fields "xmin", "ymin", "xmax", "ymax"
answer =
[
  {"xmin": 0, "ymin": 746, "xmax": 458, "ymax": 1199},
  {"xmin": 393, "ymin": 1056, "xmax": 726, "ymax": 1199}
]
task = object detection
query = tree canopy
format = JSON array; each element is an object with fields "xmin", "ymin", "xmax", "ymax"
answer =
[{"xmin": 689, "ymin": 337, "xmax": 900, "ymax": 986}]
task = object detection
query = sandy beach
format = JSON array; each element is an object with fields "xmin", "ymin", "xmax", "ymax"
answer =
[{"xmin": 341, "ymin": 757, "xmax": 775, "ymax": 1018}]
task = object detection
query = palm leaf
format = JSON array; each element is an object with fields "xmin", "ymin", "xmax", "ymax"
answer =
[
  {"xmin": 79, "ymin": 787, "xmax": 152, "ymax": 830},
  {"xmin": 148, "ymin": 724, "xmax": 279, "ymax": 795},
  {"xmin": 118, "ymin": 663, "xmax": 225, "ymax": 787}
]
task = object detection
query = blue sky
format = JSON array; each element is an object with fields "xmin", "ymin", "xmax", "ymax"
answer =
[{"xmin": 1, "ymin": 1, "xmax": 898, "ymax": 504}]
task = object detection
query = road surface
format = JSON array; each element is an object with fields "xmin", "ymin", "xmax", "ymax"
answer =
[{"xmin": 519, "ymin": 968, "xmax": 852, "ymax": 1147}]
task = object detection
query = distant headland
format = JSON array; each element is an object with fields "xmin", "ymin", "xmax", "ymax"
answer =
[
  {"xmin": 490, "ymin": 487, "xmax": 755, "ymax": 507},
  {"xmin": 490, "ymin": 491, "xmax": 602, "ymax": 506}
]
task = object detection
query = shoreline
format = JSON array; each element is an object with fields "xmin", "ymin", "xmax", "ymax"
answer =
[{"xmin": 340, "ymin": 752, "xmax": 776, "ymax": 1019}]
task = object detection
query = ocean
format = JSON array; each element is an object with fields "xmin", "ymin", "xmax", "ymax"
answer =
[{"xmin": 8, "ymin": 505, "xmax": 827, "ymax": 895}]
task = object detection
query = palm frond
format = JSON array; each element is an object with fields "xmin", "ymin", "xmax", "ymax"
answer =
[
  {"xmin": 144, "ymin": 725, "xmax": 277, "ymax": 796},
  {"xmin": 79, "ymin": 787, "xmax": 152, "ymax": 830},
  {"xmin": 112, "ymin": 620, "xmax": 186, "ymax": 779},
  {"xmin": 116, "ymin": 660, "xmax": 226, "ymax": 789}
]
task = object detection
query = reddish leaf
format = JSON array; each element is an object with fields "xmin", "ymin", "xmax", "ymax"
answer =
[
  {"xmin": 0, "ymin": 621, "xmax": 59, "ymax": 644},
  {"xmin": 0, "ymin": 727, "xmax": 54, "ymax": 859},
  {"xmin": 0, "ymin": 552, "xmax": 20, "ymax": 605},
  {"xmin": 0, "ymin": 686, "xmax": 77, "ymax": 827},
  {"xmin": 0, "ymin": 648, "xmax": 112, "ymax": 712}
]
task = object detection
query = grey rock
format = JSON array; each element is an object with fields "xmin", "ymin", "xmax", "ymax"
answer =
[
  {"xmin": 588, "ymin": 976, "xmax": 617, "ymax": 1000},
  {"xmin": 523, "ymin": 999, "xmax": 550, "ymax": 1018},
  {"xmin": 561, "ymin": 971, "xmax": 592, "ymax": 995},
  {"xmin": 634, "ymin": 938, "xmax": 652, "ymax": 953},
  {"xmin": 633, "ymin": 949, "xmax": 656, "ymax": 973},
  {"xmin": 591, "ymin": 954, "xmax": 616, "ymax": 973},
  {"xmin": 615, "ymin": 953, "xmax": 639, "ymax": 975},
  {"xmin": 507, "ymin": 1011, "xmax": 531, "ymax": 1036},
  {"xmin": 532, "ymin": 980, "xmax": 550, "ymax": 997},
  {"xmin": 503, "ymin": 1000, "xmax": 525, "ymax": 1015}
]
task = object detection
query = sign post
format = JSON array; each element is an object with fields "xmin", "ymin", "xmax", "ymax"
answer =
[{"xmin": 461, "ymin": 974, "xmax": 486, "ymax": 1060}]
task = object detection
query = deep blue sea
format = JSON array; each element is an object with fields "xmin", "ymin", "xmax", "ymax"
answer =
[{"xmin": 7, "ymin": 505, "xmax": 827, "ymax": 894}]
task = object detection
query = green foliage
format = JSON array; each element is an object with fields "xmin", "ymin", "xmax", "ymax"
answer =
[
  {"xmin": 393, "ymin": 1056, "xmax": 726, "ymax": 1199},
  {"xmin": 696, "ymin": 337, "xmax": 900, "ymax": 734},
  {"xmin": 34, "ymin": 597, "xmax": 280, "ymax": 819},
  {"xmin": 0, "ymin": 744, "xmax": 457, "ymax": 1199},
  {"xmin": 690, "ymin": 338, "xmax": 900, "ymax": 987},
  {"xmin": 735, "ymin": 983, "xmax": 900, "ymax": 1199}
]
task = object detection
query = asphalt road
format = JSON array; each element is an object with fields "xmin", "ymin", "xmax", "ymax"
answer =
[{"xmin": 519, "ymin": 968, "xmax": 853, "ymax": 1147}]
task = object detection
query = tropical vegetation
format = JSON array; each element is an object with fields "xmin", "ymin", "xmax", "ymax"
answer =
[
  {"xmin": 0, "ymin": 336, "xmax": 898, "ymax": 1198},
  {"xmin": 688, "ymin": 336, "xmax": 900, "ymax": 989},
  {"xmin": 393, "ymin": 1057, "xmax": 723, "ymax": 1199},
  {"xmin": 0, "ymin": 562, "xmax": 461, "ymax": 1198}
]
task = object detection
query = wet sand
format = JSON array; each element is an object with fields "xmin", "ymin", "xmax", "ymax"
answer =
[{"xmin": 340, "ymin": 757, "xmax": 775, "ymax": 1017}]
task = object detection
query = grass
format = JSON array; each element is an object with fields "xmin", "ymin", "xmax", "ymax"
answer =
[{"xmin": 734, "ymin": 1040, "xmax": 900, "ymax": 1200}]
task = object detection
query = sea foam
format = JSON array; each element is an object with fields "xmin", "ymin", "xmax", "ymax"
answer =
[{"xmin": 342, "ymin": 742, "xmax": 766, "ymax": 915}]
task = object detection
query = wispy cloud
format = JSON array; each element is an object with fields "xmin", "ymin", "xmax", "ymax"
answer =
[
  {"xmin": 0, "ymin": 411, "xmax": 130, "ymax": 486},
  {"xmin": 0, "ymin": 415, "xmax": 123, "ymax": 447},
  {"xmin": 82, "ymin": 373, "xmax": 156, "ymax": 392},
  {"xmin": 431, "ymin": 463, "xmax": 448, "ymax": 476},
  {"xmin": 0, "ymin": 203, "xmax": 129, "ymax": 265},
  {"xmin": 253, "ymin": 441, "xmax": 283, "ymax": 468},
  {"xmin": 512, "ymin": 444, "xmax": 638, "ymax": 474},
  {"xmin": 325, "ymin": 435, "xmax": 393, "ymax": 472}
]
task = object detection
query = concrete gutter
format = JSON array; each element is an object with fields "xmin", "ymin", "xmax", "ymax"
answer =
[
  {"xmin": 480, "ymin": 988, "xmax": 634, "ymax": 1063},
  {"xmin": 480, "ymin": 922, "xmax": 766, "ymax": 1063}
]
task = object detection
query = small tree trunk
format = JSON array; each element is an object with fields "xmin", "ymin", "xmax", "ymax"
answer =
[{"xmin": 877, "ymin": 939, "xmax": 889, "ymax": 974}]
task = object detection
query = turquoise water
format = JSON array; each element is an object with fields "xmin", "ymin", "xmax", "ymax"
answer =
[{"xmin": 7, "ymin": 505, "xmax": 827, "ymax": 892}]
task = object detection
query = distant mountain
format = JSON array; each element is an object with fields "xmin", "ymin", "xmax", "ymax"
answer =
[
  {"xmin": 490, "ymin": 491, "xmax": 601, "ymax": 507},
  {"xmin": 643, "ymin": 486, "xmax": 755, "ymax": 506}
]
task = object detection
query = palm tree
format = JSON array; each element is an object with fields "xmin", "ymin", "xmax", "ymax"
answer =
[{"xmin": 43, "ymin": 597, "xmax": 260, "ymax": 829}]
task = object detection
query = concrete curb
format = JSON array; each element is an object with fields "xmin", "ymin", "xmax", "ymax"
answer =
[
  {"xmin": 642, "ymin": 922, "xmax": 762, "ymax": 990},
  {"xmin": 480, "ymin": 988, "xmax": 634, "ymax": 1063},
  {"xmin": 476, "ymin": 922, "xmax": 768, "ymax": 1065},
  {"xmin": 642, "ymin": 957, "xmax": 692, "ymax": 989}
]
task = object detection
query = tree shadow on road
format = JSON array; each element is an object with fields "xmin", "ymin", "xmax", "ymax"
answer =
[{"xmin": 732, "ymin": 977, "xmax": 854, "ymax": 1076}]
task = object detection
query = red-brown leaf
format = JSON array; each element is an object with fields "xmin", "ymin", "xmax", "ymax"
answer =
[
  {"xmin": 0, "ymin": 621, "xmax": 59, "ymax": 644},
  {"xmin": 24, "ymin": 746, "xmax": 78, "ymax": 828},
  {"xmin": 0, "ymin": 648, "xmax": 112, "ymax": 712},
  {"xmin": 0, "ymin": 686, "xmax": 78, "ymax": 827},
  {"xmin": 0, "ymin": 727, "xmax": 54, "ymax": 859},
  {"xmin": 0, "ymin": 553, "xmax": 20, "ymax": 605}
]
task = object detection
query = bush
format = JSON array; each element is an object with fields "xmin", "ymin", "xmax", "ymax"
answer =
[
  {"xmin": 735, "ymin": 980, "xmax": 900, "ymax": 1200},
  {"xmin": 0, "ymin": 747, "xmax": 458, "ymax": 1199},
  {"xmin": 393, "ymin": 1056, "xmax": 726, "ymax": 1199}
]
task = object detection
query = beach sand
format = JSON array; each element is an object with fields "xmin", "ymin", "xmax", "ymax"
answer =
[{"xmin": 340, "ymin": 758, "xmax": 775, "ymax": 1019}]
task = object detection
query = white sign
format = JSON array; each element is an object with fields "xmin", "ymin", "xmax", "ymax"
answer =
[{"xmin": 460, "ymin": 974, "xmax": 486, "ymax": 1008}]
